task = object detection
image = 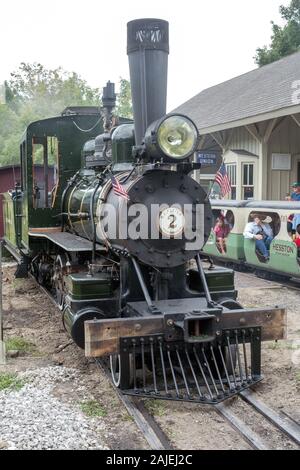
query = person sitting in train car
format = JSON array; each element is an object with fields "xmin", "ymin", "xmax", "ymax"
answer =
[
  {"xmin": 214, "ymin": 217, "xmax": 229, "ymax": 255},
  {"xmin": 287, "ymin": 214, "xmax": 294, "ymax": 235},
  {"xmin": 243, "ymin": 214, "xmax": 273, "ymax": 261},
  {"xmin": 294, "ymin": 225, "xmax": 300, "ymax": 256},
  {"xmin": 292, "ymin": 213, "xmax": 300, "ymax": 232},
  {"xmin": 225, "ymin": 211, "xmax": 234, "ymax": 231},
  {"xmin": 286, "ymin": 183, "xmax": 300, "ymax": 201}
]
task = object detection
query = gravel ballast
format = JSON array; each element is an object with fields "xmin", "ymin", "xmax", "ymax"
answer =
[{"xmin": 0, "ymin": 367, "xmax": 109, "ymax": 450}]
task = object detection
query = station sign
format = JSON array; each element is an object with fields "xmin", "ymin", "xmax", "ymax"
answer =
[{"xmin": 196, "ymin": 152, "xmax": 219, "ymax": 166}]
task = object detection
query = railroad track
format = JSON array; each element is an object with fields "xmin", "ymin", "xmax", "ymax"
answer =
[
  {"xmin": 27, "ymin": 269, "xmax": 300, "ymax": 450},
  {"xmin": 96, "ymin": 358, "xmax": 300, "ymax": 451},
  {"xmin": 95, "ymin": 359, "xmax": 173, "ymax": 450},
  {"xmin": 216, "ymin": 390, "xmax": 300, "ymax": 450}
]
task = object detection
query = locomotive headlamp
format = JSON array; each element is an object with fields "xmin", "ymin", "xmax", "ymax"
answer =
[{"xmin": 144, "ymin": 114, "xmax": 199, "ymax": 162}]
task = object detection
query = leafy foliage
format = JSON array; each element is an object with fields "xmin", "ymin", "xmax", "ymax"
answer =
[
  {"xmin": 115, "ymin": 77, "xmax": 133, "ymax": 119},
  {"xmin": 0, "ymin": 63, "xmax": 101, "ymax": 166},
  {"xmin": 0, "ymin": 65, "xmax": 132, "ymax": 167},
  {"xmin": 255, "ymin": 0, "xmax": 300, "ymax": 66}
]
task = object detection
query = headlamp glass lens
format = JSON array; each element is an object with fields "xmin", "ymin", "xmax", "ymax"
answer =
[{"xmin": 157, "ymin": 116, "xmax": 198, "ymax": 158}]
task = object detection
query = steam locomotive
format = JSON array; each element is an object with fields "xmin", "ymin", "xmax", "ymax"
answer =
[{"xmin": 3, "ymin": 19, "xmax": 286, "ymax": 404}]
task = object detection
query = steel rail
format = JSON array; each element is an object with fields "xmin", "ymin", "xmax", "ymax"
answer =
[
  {"xmin": 95, "ymin": 359, "xmax": 172, "ymax": 451},
  {"xmin": 215, "ymin": 402, "xmax": 268, "ymax": 450},
  {"xmin": 239, "ymin": 389, "xmax": 300, "ymax": 446},
  {"xmin": 215, "ymin": 391, "xmax": 300, "ymax": 450}
]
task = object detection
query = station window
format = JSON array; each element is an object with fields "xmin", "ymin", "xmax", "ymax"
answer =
[
  {"xmin": 226, "ymin": 164, "xmax": 236, "ymax": 200},
  {"xmin": 32, "ymin": 136, "xmax": 59, "ymax": 209},
  {"xmin": 242, "ymin": 163, "xmax": 254, "ymax": 200}
]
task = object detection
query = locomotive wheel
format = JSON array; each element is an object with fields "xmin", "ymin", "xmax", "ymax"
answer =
[
  {"xmin": 110, "ymin": 354, "xmax": 122, "ymax": 387},
  {"xmin": 109, "ymin": 354, "xmax": 134, "ymax": 388},
  {"xmin": 53, "ymin": 254, "xmax": 70, "ymax": 310}
]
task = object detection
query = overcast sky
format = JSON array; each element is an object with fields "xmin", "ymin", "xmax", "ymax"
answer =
[{"xmin": 0, "ymin": 0, "xmax": 289, "ymax": 110}]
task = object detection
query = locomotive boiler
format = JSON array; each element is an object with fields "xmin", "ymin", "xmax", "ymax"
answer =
[{"xmin": 3, "ymin": 19, "xmax": 286, "ymax": 404}]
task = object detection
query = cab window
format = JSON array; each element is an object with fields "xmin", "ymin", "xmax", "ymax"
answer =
[{"xmin": 32, "ymin": 136, "xmax": 59, "ymax": 209}]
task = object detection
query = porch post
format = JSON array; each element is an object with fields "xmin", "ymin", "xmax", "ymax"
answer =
[{"xmin": 258, "ymin": 141, "xmax": 268, "ymax": 200}]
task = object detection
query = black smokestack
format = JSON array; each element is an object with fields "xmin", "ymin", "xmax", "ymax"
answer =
[{"xmin": 127, "ymin": 18, "xmax": 169, "ymax": 146}]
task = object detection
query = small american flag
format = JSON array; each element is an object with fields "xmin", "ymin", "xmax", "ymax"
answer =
[
  {"xmin": 110, "ymin": 173, "xmax": 130, "ymax": 201},
  {"xmin": 215, "ymin": 163, "xmax": 231, "ymax": 198}
]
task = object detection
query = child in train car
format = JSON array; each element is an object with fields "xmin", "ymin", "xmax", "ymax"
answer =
[{"xmin": 214, "ymin": 217, "xmax": 229, "ymax": 255}]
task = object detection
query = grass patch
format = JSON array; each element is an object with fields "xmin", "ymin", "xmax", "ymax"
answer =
[
  {"xmin": 144, "ymin": 399, "xmax": 166, "ymax": 417},
  {"xmin": 6, "ymin": 337, "xmax": 36, "ymax": 354},
  {"xmin": 0, "ymin": 373, "xmax": 25, "ymax": 391},
  {"xmin": 122, "ymin": 414, "xmax": 134, "ymax": 423},
  {"xmin": 80, "ymin": 400, "xmax": 107, "ymax": 418},
  {"xmin": 267, "ymin": 341, "xmax": 300, "ymax": 351},
  {"xmin": 267, "ymin": 342, "xmax": 281, "ymax": 350}
]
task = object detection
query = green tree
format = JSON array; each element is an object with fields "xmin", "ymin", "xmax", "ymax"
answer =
[
  {"xmin": 116, "ymin": 78, "xmax": 133, "ymax": 119},
  {"xmin": 255, "ymin": 0, "xmax": 300, "ymax": 66},
  {"xmin": 0, "ymin": 63, "xmax": 101, "ymax": 165}
]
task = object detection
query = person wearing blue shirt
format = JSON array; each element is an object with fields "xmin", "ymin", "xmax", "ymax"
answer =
[
  {"xmin": 243, "ymin": 214, "xmax": 273, "ymax": 261},
  {"xmin": 286, "ymin": 183, "xmax": 300, "ymax": 201},
  {"xmin": 292, "ymin": 213, "xmax": 300, "ymax": 231}
]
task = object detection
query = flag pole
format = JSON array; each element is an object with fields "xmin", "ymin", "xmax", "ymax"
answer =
[{"xmin": 0, "ymin": 240, "xmax": 6, "ymax": 365}]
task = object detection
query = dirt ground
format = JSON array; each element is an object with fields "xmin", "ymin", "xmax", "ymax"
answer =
[
  {"xmin": 0, "ymin": 266, "xmax": 149, "ymax": 450},
  {"xmin": 0, "ymin": 265, "xmax": 299, "ymax": 450}
]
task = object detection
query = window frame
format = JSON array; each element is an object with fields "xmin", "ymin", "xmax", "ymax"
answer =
[
  {"xmin": 242, "ymin": 162, "xmax": 255, "ymax": 200},
  {"xmin": 32, "ymin": 136, "xmax": 59, "ymax": 209}
]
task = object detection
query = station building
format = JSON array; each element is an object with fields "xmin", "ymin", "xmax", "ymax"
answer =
[{"xmin": 174, "ymin": 51, "xmax": 300, "ymax": 201}]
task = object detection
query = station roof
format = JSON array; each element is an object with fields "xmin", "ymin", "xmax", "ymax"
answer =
[{"xmin": 173, "ymin": 51, "xmax": 300, "ymax": 134}]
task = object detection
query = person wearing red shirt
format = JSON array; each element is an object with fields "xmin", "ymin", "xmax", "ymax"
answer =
[
  {"xmin": 214, "ymin": 218, "xmax": 229, "ymax": 255},
  {"xmin": 294, "ymin": 225, "xmax": 300, "ymax": 256}
]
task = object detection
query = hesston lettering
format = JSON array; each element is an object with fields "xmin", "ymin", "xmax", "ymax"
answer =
[{"xmin": 272, "ymin": 242, "xmax": 295, "ymax": 255}]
